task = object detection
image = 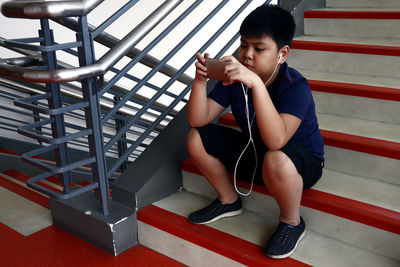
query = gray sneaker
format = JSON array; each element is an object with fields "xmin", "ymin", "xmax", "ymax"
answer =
[{"xmin": 188, "ymin": 197, "xmax": 243, "ymax": 224}]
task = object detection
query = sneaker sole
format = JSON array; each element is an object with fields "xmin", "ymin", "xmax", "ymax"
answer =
[
  {"xmin": 190, "ymin": 209, "xmax": 244, "ymax": 225},
  {"xmin": 266, "ymin": 229, "xmax": 306, "ymax": 259}
]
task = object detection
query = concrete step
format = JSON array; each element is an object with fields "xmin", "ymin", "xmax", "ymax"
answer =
[
  {"xmin": 324, "ymin": 145, "xmax": 399, "ymax": 186},
  {"xmin": 314, "ymin": 168, "xmax": 400, "ymax": 212},
  {"xmin": 0, "ymin": 171, "xmax": 51, "ymax": 236},
  {"xmin": 218, "ymin": 113, "xmax": 400, "ymax": 161},
  {"xmin": 214, "ymin": 102, "xmax": 400, "ymax": 258},
  {"xmin": 304, "ymin": 9, "xmax": 400, "ymax": 39},
  {"xmin": 182, "ymin": 158, "xmax": 400, "ymax": 233},
  {"xmin": 298, "ymin": 67, "xmax": 400, "ymax": 124},
  {"xmin": 138, "ymin": 190, "xmax": 400, "ymax": 266},
  {"xmin": 327, "ymin": 0, "xmax": 400, "ymax": 8},
  {"xmin": 138, "ymin": 199, "xmax": 306, "ymax": 267},
  {"xmin": 219, "ymin": 113, "xmax": 400, "ymax": 185},
  {"xmin": 288, "ymin": 41, "xmax": 400, "ymax": 80},
  {"xmin": 288, "ymin": 36, "xmax": 400, "ymax": 123},
  {"xmin": 180, "ymin": 163, "xmax": 400, "ymax": 262},
  {"xmin": 317, "ymin": 113, "xmax": 400, "ymax": 144},
  {"xmin": 0, "ymin": 169, "xmax": 51, "ymax": 209},
  {"xmin": 315, "ymin": 92, "xmax": 399, "ymax": 124},
  {"xmin": 297, "ymin": 68, "xmax": 400, "ymax": 90}
]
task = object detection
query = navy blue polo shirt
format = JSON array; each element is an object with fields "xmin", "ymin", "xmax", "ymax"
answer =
[{"xmin": 208, "ymin": 62, "xmax": 324, "ymax": 161}]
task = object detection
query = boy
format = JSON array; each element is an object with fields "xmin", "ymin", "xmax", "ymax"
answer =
[{"xmin": 185, "ymin": 5, "xmax": 324, "ymax": 259}]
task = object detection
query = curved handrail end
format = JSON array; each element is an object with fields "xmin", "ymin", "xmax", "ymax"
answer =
[{"xmin": 1, "ymin": 0, "xmax": 104, "ymax": 19}]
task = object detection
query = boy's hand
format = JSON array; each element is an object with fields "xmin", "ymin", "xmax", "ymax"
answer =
[
  {"xmin": 194, "ymin": 52, "xmax": 210, "ymax": 82},
  {"xmin": 220, "ymin": 55, "xmax": 263, "ymax": 89}
]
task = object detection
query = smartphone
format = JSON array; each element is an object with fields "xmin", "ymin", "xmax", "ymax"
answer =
[{"xmin": 204, "ymin": 58, "xmax": 231, "ymax": 82}]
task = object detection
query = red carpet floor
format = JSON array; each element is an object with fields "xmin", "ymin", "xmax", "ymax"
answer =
[{"xmin": 0, "ymin": 222, "xmax": 185, "ymax": 267}]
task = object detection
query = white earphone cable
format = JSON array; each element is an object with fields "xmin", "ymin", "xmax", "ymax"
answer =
[
  {"xmin": 233, "ymin": 55, "xmax": 282, "ymax": 196},
  {"xmin": 233, "ymin": 83, "xmax": 257, "ymax": 196},
  {"xmin": 264, "ymin": 54, "xmax": 282, "ymax": 87}
]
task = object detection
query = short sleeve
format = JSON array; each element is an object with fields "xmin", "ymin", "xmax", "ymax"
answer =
[{"xmin": 207, "ymin": 81, "xmax": 232, "ymax": 108}]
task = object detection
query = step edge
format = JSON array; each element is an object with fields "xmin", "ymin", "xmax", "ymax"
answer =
[
  {"xmin": 4, "ymin": 169, "xmax": 63, "ymax": 194},
  {"xmin": 308, "ymin": 79, "xmax": 400, "ymax": 101},
  {"xmin": 320, "ymin": 129, "xmax": 400, "ymax": 159},
  {"xmin": 304, "ymin": 10, "xmax": 400, "ymax": 19},
  {"xmin": 292, "ymin": 40, "xmax": 400, "ymax": 57},
  {"xmin": 181, "ymin": 159, "xmax": 400, "ymax": 235},
  {"xmin": 0, "ymin": 148, "xmax": 19, "ymax": 155},
  {"xmin": 0, "ymin": 172, "xmax": 49, "ymax": 209},
  {"xmin": 297, "ymin": 68, "xmax": 400, "ymax": 90}
]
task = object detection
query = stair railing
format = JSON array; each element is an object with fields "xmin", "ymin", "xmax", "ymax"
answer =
[
  {"xmin": 0, "ymin": 0, "xmax": 182, "ymax": 215},
  {"xmin": 0, "ymin": 0, "xmax": 271, "ymax": 215},
  {"xmin": 0, "ymin": 76, "xmax": 149, "ymax": 170}
]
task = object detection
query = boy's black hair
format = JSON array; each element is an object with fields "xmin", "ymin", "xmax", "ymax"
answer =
[{"xmin": 239, "ymin": 5, "xmax": 295, "ymax": 49}]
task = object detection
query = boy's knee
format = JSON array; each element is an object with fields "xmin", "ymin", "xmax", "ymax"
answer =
[{"xmin": 262, "ymin": 150, "xmax": 290, "ymax": 181}]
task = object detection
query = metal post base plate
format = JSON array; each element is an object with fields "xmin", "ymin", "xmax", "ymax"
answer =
[{"xmin": 49, "ymin": 190, "xmax": 137, "ymax": 255}]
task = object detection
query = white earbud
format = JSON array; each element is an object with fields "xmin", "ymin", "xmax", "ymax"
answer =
[
  {"xmin": 265, "ymin": 53, "xmax": 283, "ymax": 86},
  {"xmin": 278, "ymin": 53, "xmax": 283, "ymax": 64}
]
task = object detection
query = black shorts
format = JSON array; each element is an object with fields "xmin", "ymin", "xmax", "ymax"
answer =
[{"xmin": 197, "ymin": 124, "xmax": 324, "ymax": 190}]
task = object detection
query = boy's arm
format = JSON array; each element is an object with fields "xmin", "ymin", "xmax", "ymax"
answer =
[
  {"xmin": 187, "ymin": 53, "xmax": 225, "ymax": 127},
  {"xmin": 252, "ymin": 87, "xmax": 301, "ymax": 150},
  {"xmin": 221, "ymin": 56, "xmax": 301, "ymax": 150}
]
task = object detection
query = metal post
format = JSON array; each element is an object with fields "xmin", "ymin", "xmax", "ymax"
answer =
[
  {"xmin": 39, "ymin": 18, "xmax": 71, "ymax": 192},
  {"xmin": 29, "ymin": 91, "xmax": 43, "ymax": 146},
  {"xmin": 76, "ymin": 15, "xmax": 109, "ymax": 215},
  {"xmin": 113, "ymin": 95, "xmax": 128, "ymax": 171}
]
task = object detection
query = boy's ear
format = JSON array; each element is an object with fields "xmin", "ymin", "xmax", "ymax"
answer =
[{"xmin": 278, "ymin": 45, "xmax": 290, "ymax": 64}]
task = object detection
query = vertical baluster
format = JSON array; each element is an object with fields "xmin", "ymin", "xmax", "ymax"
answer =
[
  {"xmin": 39, "ymin": 18, "xmax": 71, "ymax": 192},
  {"xmin": 76, "ymin": 15, "xmax": 109, "ymax": 215}
]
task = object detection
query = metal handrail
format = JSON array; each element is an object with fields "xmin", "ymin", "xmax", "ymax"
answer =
[
  {"xmin": 54, "ymin": 17, "xmax": 193, "ymax": 85},
  {"xmin": 1, "ymin": 16, "xmax": 193, "ymax": 86},
  {"xmin": 1, "ymin": 0, "xmax": 104, "ymax": 19},
  {"xmin": 0, "ymin": 0, "xmax": 182, "ymax": 83},
  {"xmin": 0, "ymin": 38, "xmax": 179, "ymax": 116}
]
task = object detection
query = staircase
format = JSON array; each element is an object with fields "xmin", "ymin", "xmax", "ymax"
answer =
[
  {"xmin": 137, "ymin": 0, "xmax": 400, "ymax": 266},
  {"xmin": 1, "ymin": 0, "xmax": 399, "ymax": 265}
]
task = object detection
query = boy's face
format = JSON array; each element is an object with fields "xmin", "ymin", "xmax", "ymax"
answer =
[{"xmin": 238, "ymin": 35, "xmax": 282, "ymax": 84}]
